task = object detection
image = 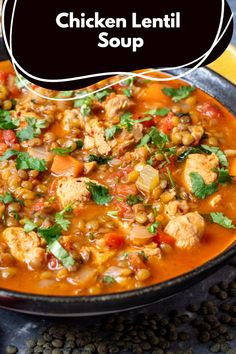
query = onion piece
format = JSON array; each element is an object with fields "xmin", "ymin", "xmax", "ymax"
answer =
[
  {"xmin": 129, "ymin": 224, "xmax": 153, "ymax": 246},
  {"xmin": 28, "ymin": 147, "xmax": 53, "ymax": 162}
]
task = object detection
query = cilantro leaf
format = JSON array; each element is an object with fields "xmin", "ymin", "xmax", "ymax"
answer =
[
  {"xmin": 76, "ymin": 139, "xmax": 83, "ymax": 149},
  {"xmin": 56, "ymin": 90, "xmax": 73, "ymax": 98},
  {"xmin": 52, "ymin": 146, "xmax": 73, "ymax": 156},
  {"xmin": 150, "ymin": 127, "xmax": 169, "ymax": 146},
  {"xmin": 126, "ymin": 194, "xmax": 144, "ymax": 206},
  {"xmin": 38, "ymin": 224, "xmax": 75, "ymax": 268},
  {"xmin": 0, "ymin": 149, "xmax": 18, "ymax": 162},
  {"xmin": 0, "ymin": 109, "xmax": 19, "ymax": 130},
  {"xmin": 163, "ymin": 86, "xmax": 195, "ymax": 102},
  {"xmin": 120, "ymin": 112, "xmax": 134, "ymax": 132},
  {"xmin": 74, "ymin": 91, "xmax": 93, "ymax": 117},
  {"xmin": 24, "ymin": 219, "xmax": 38, "ymax": 232},
  {"xmin": 103, "ymin": 275, "xmax": 116, "ymax": 283},
  {"xmin": 16, "ymin": 125, "xmax": 34, "ymax": 140},
  {"xmin": 217, "ymin": 168, "xmax": 233, "ymax": 185},
  {"xmin": 48, "ymin": 240, "xmax": 75, "ymax": 268},
  {"xmin": 88, "ymin": 155, "xmax": 112, "ymax": 165},
  {"xmin": 190, "ymin": 172, "xmax": 218, "ymax": 199},
  {"xmin": 145, "ymin": 108, "xmax": 170, "ymax": 117},
  {"xmin": 38, "ymin": 224, "xmax": 62, "ymax": 243},
  {"xmin": 148, "ymin": 222, "xmax": 160, "ymax": 234},
  {"xmin": 87, "ymin": 182, "xmax": 112, "ymax": 205},
  {"xmin": 0, "ymin": 192, "xmax": 14, "ymax": 204},
  {"xmin": 123, "ymin": 88, "xmax": 132, "ymax": 98},
  {"xmin": 55, "ymin": 205, "xmax": 73, "ymax": 231},
  {"xmin": 137, "ymin": 134, "xmax": 151, "ymax": 149},
  {"xmin": 94, "ymin": 89, "xmax": 113, "ymax": 101},
  {"xmin": 210, "ymin": 212, "xmax": 235, "ymax": 229},
  {"xmin": 16, "ymin": 117, "xmax": 46, "ymax": 141},
  {"xmin": 105, "ymin": 125, "xmax": 122, "ymax": 140},
  {"xmin": 16, "ymin": 152, "xmax": 47, "ymax": 171}
]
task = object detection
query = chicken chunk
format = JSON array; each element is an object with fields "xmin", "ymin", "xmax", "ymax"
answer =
[
  {"xmin": 164, "ymin": 200, "xmax": 189, "ymax": 219},
  {"xmin": 184, "ymin": 153, "xmax": 219, "ymax": 191},
  {"xmin": 61, "ymin": 109, "xmax": 84, "ymax": 132},
  {"xmin": 105, "ymin": 94, "xmax": 131, "ymax": 119},
  {"xmin": 56, "ymin": 177, "xmax": 102, "ymax": 208},
  {"xmin": 164, "ymin": 212, "xmax": 205, "ymax": 249},
  {"xmin": 132, "ymin": 123, "xmax": 143, "ymax": 143},
  {"xmin": 84, "ymin": 121, "xmax": 111, "ymax": 155},
  {"xmin": 2, "ymin": 227, "xmax": 46, "ymax": 269}
]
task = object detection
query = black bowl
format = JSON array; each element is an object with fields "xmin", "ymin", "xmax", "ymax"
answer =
[{"xmin": 0, "ymin": 41, "xmax": 236, "ymax": 316}]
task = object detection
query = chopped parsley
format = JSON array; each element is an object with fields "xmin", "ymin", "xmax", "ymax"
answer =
[
  {"xmin": 138, "ymin": 251, "xmax": 149, "ymax": 262},
  {"xmin": 16, "ymin": 117, "xmax": 46, "ymax": 141},
  {"xmin": 76, "ymin": 139, "xmax": 83, "ymax": 149},
  {"xmin": 0, "ymin": 109, "xmax": 19, "ymax": 130},
  {"xmin": 38, "ymin": 224, "xmax": 75, "ymax": 268},
  {"xmin": 0, "ymin": 192, "xmax": 14, "ymax": 204},
  {"xmin": 105, "ymin": 125, "xmax": 122, "ymax": 140},
  {"xmin": 126, "ymin": 194, "xmax": 144, "ymax": 206},
  {"xmin": 148, "ymin": 221, "xmax": 160, "ymax": 234},
  {"xmin": 94, "ymin": 88, "xmax": 113, "ymax": 101},
  {"xmin": 190, "ymin": 172, "xmax": 218, "ymax": 199},
  {"xmin": 74, "ymin": 91, "xmax": 93, "ymax": 117},
  {"xmin": 88, "ymin": 155, "xmax": 113, "ymax": 165},
  {"xmin": 145, "ymin": 108, "xmax": 170, "ymax": 117},
  {"xmin": 163, "ymin": 86, "xmax": 195, "ymax": 103},
  {"xmin": 123, "ymin": 88, "xmax": 132, "ymax": 98},
  {"xmin": 87, "ymin": 182, "xmax": 112, "ymax": 205},
  {"xmin": 24, "ymin": 219, "xmax": 38, "ymax": 232},
  {"xmin": 16, "ymin": 152, "xmax": 47, "ymax": 171},
  {"xmin": 210, "ymin": 212, "xmax": 235, "ymax": 229},
  {"xmin": 0, "ymin": 149, "xmax": 47, "ymax": 171},
  {"xmin": 55, "ymin": 205, "xmax": 73, "ymax": 231},
  {"xmin": 103, "ymin": 275, "xmax": 116, "ymax": 283},
  {"xmin": 51, "ymin": 146, "xmax": 73, "ymax": 156},
  {"xmin": 217, "ymin": 168, "xmax": 233, "ymax": 185}
]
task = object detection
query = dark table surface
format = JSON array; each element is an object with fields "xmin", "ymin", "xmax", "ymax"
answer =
[{"xmin": 0, "ymin": 2, "xmax": 236, "ymax": 354}]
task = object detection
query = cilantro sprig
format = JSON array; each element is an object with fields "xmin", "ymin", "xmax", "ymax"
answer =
[
  {"xmin": 0, "ymin": 109, "xmax": 19, "ymax": 130},
  {"xmin": 16, "ymin": 117, "xmax": 46, "ymax": 141},
  {"xmin": 190, "ymin": 172, "xmax": 218, "ymax": 199},
  {"xmin": 0, "ymin": 149, "xmax": 47, "ymax": 171},
  {"xmin": 210, "ymin": 212, "xmax": 235, "ymax": 229},
  {"xmin": 163, "ymin": 86, "xmax": 195, "ymax": 103},
  {"xmin": 87, "ymin": 182, "xmax": 112, "ymax": 205}
]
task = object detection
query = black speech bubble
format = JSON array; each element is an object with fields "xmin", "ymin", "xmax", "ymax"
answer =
[{"xmin": 2, "ymin": 0, "xmax": 234, "ymax": 90}]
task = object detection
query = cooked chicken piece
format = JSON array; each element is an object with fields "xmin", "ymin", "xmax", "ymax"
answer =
[
  {"xmin": 61, "ymin": 109, "xmax": 85, "ymax": 132},
  {"xmin": 164, "ymin": 212, "xmax": 205, "ymax": 249},
  {"xmin": 85, "ymin": 120, "xmax": 111, "ymax": 155},
  {"xmin": 56, "ymin": 177, "xmax": 102, "ymax": 208},
  {"xmin": 164, "ymin": 200, "xmax": 189, "ymax": 219},
  {"xmin": 2, "ymin": 227, "xmax": 46, "ymax": 269},
  {"xmin": 184, "ymin": 153, "xmax": 219, "ymax": 191},
  {"xmin": 132, "ymin": 123, "xmax": 143, "ymax": 143},
  {"xmin": 83, "ymin": 135, "xmax": 95, "ymax": 150},
  {"xmin": 105, "ymin": 94, "xmax": 131, "ymax": 119}
]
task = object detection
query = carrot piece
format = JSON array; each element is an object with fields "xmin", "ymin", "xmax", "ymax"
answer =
[
  {"xmin": 230, "ymin": 158, "xmax": 236, "ymax": 177},
  {"xmin": 51, "ymin": 155, "xmax": 84, "ymax": 177}
]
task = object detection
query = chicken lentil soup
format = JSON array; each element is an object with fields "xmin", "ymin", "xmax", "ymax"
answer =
[{"xmin": 0, "ymin": 62, "xmax": 235, "ymax": 296}]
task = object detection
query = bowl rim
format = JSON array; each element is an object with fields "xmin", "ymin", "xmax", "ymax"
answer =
[{"xmin": 0, "ymin": 62, "xmax": 235, "ymax": 304}]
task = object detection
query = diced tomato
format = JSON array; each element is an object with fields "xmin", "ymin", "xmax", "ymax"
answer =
[
  {"xmin": 115, "ymin": 183, "xmax": 137, "ymax": 197},
  {"xmin": 157, "ymin": 113, "xmax": 174, "ymax": 134},
  {"xmin": 153, "ymin": 230, "xmax": 175, "ymax": 246},
  {"xmin": 48, "ymin": 256, "xmax": 60, "ymax": 270},
  {"xmin": 3, "ymin": 130, "xmax": 16, "ymax": 147},
  {"xmin": 142, "ymin": 119, "xmax": 155, "ymax": 128},
  {"xmin": 159, "ymin": 156, "xmax": 176, "ymax": 173},
  {"xmin": 104, "ymin": 232, "xmax": 125, "ymax": 248},
  {"xmin": 0, "ymin": 142, "xmax": 8, "ymax": 156},
  {"xmin": 0, "ymin": 71, "xmax": 8, "ymax": 84},
  {"xmin": 198, "ymin": 102, "xmax": 222, "ymax": 119},
  {"xmin": 30, "ymin": 198, "xmax": 45, "ymax": 213}
]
